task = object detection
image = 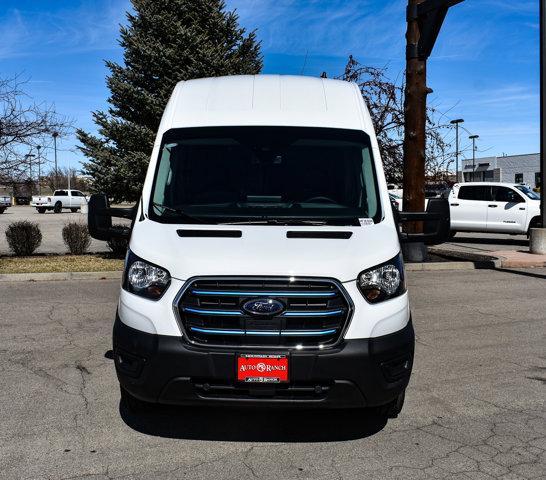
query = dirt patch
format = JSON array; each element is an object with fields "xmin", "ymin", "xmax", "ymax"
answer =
[{"xmin": 0, "ymin": 253, "xmax": 124, "ymax": 274}]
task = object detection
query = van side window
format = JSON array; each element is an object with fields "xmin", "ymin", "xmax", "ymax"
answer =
[
  {"xmin": 493, "ymin": 187, "xmax": 523, "ymax": 203},
  {"xmin": 457, "ymin": 186, "xmax": 491, "ymax": 201},
  {"xmin": 71, "ymin": 191, "xmax": 83, "ymax": 197}
]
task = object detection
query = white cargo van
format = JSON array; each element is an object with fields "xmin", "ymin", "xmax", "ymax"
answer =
[
  {"xmin": 88, "ymin": 75, "xmax": 449, "ymax": 417},
  {"xmin": 449, "ymin": 182, "xmax": 541, "ymax": 236}
]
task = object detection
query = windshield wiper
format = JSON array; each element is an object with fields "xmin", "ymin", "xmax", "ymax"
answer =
[
  {"xmin": 221, "ymin": 219, "xmax": 326, "ymax": 225},
  {"xmin": 152, "ymin": 202, "xmax": 207, "ymax": 224}
]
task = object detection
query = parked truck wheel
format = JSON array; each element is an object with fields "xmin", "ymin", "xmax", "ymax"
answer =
[
  {"xmin": 527, "ymin": 216, "xmax": 542, "ymax": 238},
  {"xmin": 37, "ymin": 207, "xmax": 46, "ymax": 214},
  {"xmin": 54, "ymin": 201, "xmax": 62, "ymax": 214},
  {"xmin": 0, "ymin": 207, "xmax": 5, "ymax": 214},
  {"xmin": 70, "ymin": 208, "xmax": 78, "ymax": 213}
]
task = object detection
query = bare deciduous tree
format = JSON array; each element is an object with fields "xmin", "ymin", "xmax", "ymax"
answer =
[
  {"xmin": 339, "ymin": 56, "xmax": 453, "ymax": 184},
  {"xmin": 42, "ymin": 167, "xmax": 91, "ymax": 193},
  {"xmin": 0, "ymin": 75, "xmax": 71, "ymax": 182}
]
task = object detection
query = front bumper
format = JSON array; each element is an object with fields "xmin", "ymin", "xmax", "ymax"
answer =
[{"xmin": 113, "ymin": 315, "xmax": 414, "ymax": 408}]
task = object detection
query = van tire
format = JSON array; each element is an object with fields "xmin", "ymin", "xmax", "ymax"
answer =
[
  {"xmin": 37, "ymin": 207, "xmax": 46, "ymax": 214},
  {"xmin": 378, "ymin": 390, "xmax": 406, "ymax": 419},
  {"xmin": 54, "ymin": 201, "xmax": 62, "ymax": 213},
  {"xmin": 120, "ymin": 386, "xmax": 154, "ymax": 413},
  {"xmin": 0, "ymin": 207, "xmax": 5, "ymax": 214},
  {"xmin": 448, "ymin": 231, "xmax": 457, "ymax": 239},
  {"xmin": 70, "ymin": 208, "xmax": 78, "ymax": 213}
]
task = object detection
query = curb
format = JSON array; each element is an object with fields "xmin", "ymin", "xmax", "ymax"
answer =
[{"xmin": 0, "ymin": 271, "xmax": 122, "ymax": 282}]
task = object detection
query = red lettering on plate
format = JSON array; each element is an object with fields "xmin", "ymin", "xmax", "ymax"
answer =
[{"xmin": 237, "ymin": 355, "xmax": 289, "ymax": 383}]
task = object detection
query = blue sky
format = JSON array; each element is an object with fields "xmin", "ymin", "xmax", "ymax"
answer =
[{"xmin": 0, "ymin": 0, "xmax": 540, "ymax": 172}]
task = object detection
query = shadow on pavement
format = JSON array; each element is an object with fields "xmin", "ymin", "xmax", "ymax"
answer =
[
  {"xmin": 451, "ymin": 236, "xmax": 528, "ymax": 247},
  {"xmin": 496, "ymin": 268, "xmax": 546, "ymax": 280},
  {"xmin": 120, "ymin": 403, "xmax": 387, "ymax": 442}
]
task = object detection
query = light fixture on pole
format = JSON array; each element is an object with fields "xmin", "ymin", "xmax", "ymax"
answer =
[
  {"xmin": 469, "ymin": 135, "xmax": 479, "ymax": 182},
  {"xmin": 450, "ymin": 119, "xmax": 464, "ymax": 183}
]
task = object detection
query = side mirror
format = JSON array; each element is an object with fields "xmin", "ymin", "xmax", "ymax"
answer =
[
  {"xmin": 88, "ymin": 194, "xmax": 135, "ymax": 241},
  {"xmin": 397, "ymin": 198, "xmax": 450, "ymax": 246}
]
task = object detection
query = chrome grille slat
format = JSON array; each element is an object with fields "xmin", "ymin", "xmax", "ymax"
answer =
[{"xmin": 175, "ymin": 277, "xmax": 352, "ymax": 349}]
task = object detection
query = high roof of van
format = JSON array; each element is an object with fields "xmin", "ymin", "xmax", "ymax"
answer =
[{"xmin": 156, "ymin": 75, "xmax": 374, "ymax": 140}]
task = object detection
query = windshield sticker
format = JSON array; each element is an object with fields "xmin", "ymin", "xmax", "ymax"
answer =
[{"xmin": 359, "ymin": 218, "xmax": 374, "ymax": 226}]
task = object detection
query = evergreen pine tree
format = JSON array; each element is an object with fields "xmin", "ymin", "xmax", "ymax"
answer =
[{"xmin": 77, "ymin": 0, "xmax": 262, "ymax": 201}]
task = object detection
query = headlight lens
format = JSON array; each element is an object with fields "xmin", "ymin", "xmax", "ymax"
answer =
[
  {"xmin": 357, "ymin": 253, "xmax": 405, "ymax": 303},
  {"xmin": 124, "ymin": 251, "xmax": 170, "ymax": 300}
]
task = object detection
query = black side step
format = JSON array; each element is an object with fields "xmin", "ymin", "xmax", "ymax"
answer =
[
  {"xmin": 286, "ymin": 231, "xmax": 352, "ymax": 239},
  {"xmin": 177, "ymin": 230, "xmax": 242, "ymax": 238}
]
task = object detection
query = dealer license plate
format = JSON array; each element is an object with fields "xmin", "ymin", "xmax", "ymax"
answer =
[{"xmin": 237, "ymin": 354, "xmax": 289, "ymax": 383}]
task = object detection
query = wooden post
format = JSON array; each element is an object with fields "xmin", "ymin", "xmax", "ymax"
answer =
[{"xmin": 403, "ymin": 0, "xmax": 428, "ymax": 261}]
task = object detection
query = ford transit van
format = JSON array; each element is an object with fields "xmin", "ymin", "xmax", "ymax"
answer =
[{"xmin": 89, "ymin": 75, "xmax": 449, "ymax": 417}]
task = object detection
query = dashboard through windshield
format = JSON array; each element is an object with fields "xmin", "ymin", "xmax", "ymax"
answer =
[{"xmin": 149, "ymin": 126, "xmax": 381, "ymax": 225}]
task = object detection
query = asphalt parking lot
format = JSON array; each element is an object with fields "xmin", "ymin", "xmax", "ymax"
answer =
[{"xmin": 0, "ymin": 268, "xmax": 544, "ymax": 480}]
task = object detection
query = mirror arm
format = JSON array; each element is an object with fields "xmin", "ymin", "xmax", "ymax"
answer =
[{"xmin": 96, "ymin": 206, "xmax": 136, "ymax": 220}]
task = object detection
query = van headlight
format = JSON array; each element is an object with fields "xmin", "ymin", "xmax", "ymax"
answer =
[
  {"xmin": 357, "ymin": 253, "xmax": 406, "ymax": 303},
  {"xmin": 123, "ymin": 251, "xmax": 171, "ymax": 300}
]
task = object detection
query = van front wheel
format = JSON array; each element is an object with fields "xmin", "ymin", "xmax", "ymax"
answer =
[
  {"xmin": 120, "ymin": 386, "xmax": 154, "ymax": 413},
  {"xmin": 378, "ymin": 390, "xmax": 406, "ymax": 419}
]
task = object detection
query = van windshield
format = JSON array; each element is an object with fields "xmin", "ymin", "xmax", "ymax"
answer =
[{"xmin": 149, "ymin": 127, "xmax": 381, "ymax": 225}]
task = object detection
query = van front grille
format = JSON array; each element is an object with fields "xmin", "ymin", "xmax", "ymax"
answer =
[{"xmin": 174, "ymin": 277, "xmax": 352, "ymax": 349}]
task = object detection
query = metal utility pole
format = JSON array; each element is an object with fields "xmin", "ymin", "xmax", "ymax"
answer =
[
  {"xmin": 530, "ymin": 0, "xmax": 546, "ymax": 254},
  {"xmin": 52, "ymin": 132, "xmax": 59, "ymax": 190},
  {"xmin": 36, "ymin": 145, "xmax": 42, "ymax": 195},
  {"xmin": 469, "ymin": 135, "xmax": 479, "ymax": 182},
  {"xmin": 402, "ymin": 0, "xmax": 463, "ymax": 261},
  {"xmin": 540, "ymin": 0, "xmax": 546, "ymax": 229},
  {"xmin": 450, "ymin": 118, "xmax": 464, "ymax": 183}
]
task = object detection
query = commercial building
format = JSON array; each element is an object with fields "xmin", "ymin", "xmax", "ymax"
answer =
[{"xmin": 462, "ymin": 153, "xmax": 541, "ymax": 188}]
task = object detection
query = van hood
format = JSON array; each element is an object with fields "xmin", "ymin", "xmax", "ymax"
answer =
[{"xmin": 129, "ymin": 220, "xmax": 401, "ymax": 283}]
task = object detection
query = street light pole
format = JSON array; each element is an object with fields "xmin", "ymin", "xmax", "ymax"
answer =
[
  {"xmin": 25, "ymin": 153, "xmax": 36, "ymax": 195},
  {"xmin": 469, "ymin": 135, "xmax": 479, "ymax": 182},
  {"xmin": 36, "ymin": 145, "xmax": 42, "ymax": 196},
  {"xmin": 450, "ymin": 118, "xmax": 464, "ymax": 183},
  {"xmin": 52, "ymin": 132, "xmax": 59, "ymax": 190}
]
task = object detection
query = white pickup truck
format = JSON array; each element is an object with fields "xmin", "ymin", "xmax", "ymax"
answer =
[
  {"xmin": 449, "ymin": 182, "xmax": 541, "ymax": 236},
  {"xmin": 0, "ymin": 195, "xmax": 11, "ymax": 213},
  {"xmin": 31, "ymin": 189, "xmax": 88, "ymax": 213}
]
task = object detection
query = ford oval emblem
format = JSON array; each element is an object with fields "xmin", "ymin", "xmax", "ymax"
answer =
[{"xmin": 242, "ymin": 298, "xmax": 285, "ymax": 316}]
